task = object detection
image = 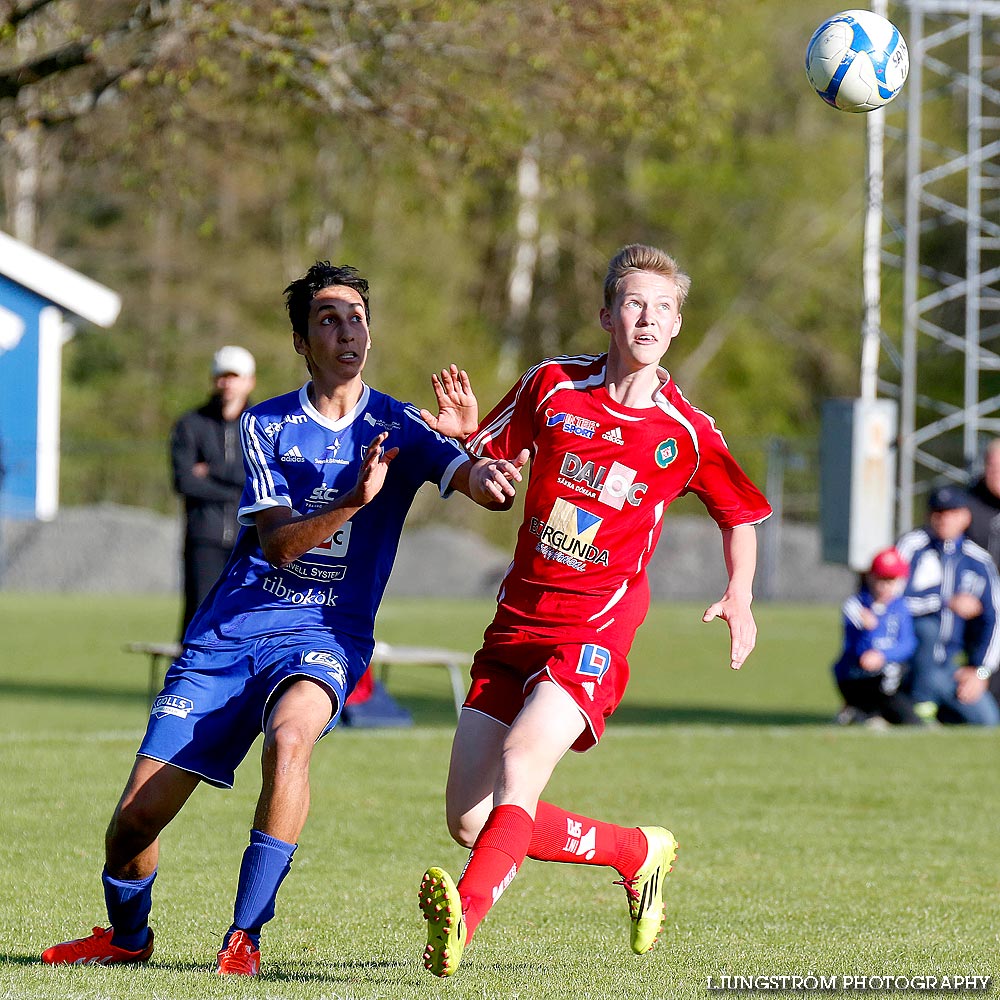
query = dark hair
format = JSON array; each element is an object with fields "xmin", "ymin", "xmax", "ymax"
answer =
[{"xmin": 283, "ymin": 262, "xmax": 371, "ymax": 337}]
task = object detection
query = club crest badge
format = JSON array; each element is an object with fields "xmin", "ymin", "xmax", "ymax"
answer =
[{"xmin": 655, "ymin": 438, "xmax": 678, "ymax": 468}]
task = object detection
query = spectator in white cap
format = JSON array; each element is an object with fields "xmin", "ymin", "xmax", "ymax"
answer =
[{"xmin": 170, "ymin": 346, "xmax": 257, "ymax": 636}]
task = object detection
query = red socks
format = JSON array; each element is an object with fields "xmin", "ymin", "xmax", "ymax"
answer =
[
  {"xmin": 455, "ymin": 802, "xmax": 649, "ymax": 939},
  {"xmin": 528, "ymin": 801, "xmax": 648, "ymax": 880},
  {"xmin": 457, "ymin": 804, "xmax": 534, "ymax": 938}
]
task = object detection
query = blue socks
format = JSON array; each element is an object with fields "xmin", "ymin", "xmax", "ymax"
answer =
[
  {"xmin": 103, "ymin": 829, "xmax": 297, "ymax": 953},
  {"xmin": 102, "ymin": 868, "xmax": 155, "ymax": 952},
  {"xmin": 226, "ymin": 829, "xmax": 297, "ymax": 948}
]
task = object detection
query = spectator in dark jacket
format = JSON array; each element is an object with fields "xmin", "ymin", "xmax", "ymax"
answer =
[
  {"xmin": 896, "ymin": 485, "xmax": 1000, "ymax": 725},
  {"xmin": 964, "ymin": 438, "xmax": 1000, "ymax": 703},
  {"xmin": 170, "ymin": 346, "xmax": 256, "ymax": 637},
  {"xmin": 966, "ymin": 438, "xmax": 1000, "ymax": 566}
]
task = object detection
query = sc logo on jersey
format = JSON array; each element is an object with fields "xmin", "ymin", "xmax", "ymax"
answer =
[
  {"xmin": 308, "ymin": 521, "xmax": 352, "ymax": 557},
  {"xmin": 575, "ymin": 644, "xmax": 611, "ymax": 683},
  {"xmin": 308, "ymin": 485, "xmax": 341, "ymax": 504}
]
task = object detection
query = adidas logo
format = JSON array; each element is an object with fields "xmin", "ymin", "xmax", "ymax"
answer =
[
  {"xmin": 281, "ymin": 446, "xmax": 306, "ymax": 462},
  {"xmin": 638, "ymin": 869, "xmax": 659, "ymax": 916},
  {"xmin": 601, "ymin": 427, "xmax": 624, "ymax": 445}
]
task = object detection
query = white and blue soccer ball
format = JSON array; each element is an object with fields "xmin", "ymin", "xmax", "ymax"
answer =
[{"xmin": 806, "ymin": 9, "xmax": 909, "ymax": 113}]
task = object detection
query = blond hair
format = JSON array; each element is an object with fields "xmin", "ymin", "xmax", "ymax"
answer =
[{"xmin": 603, "ymin": 244, "xmax": 691, "ymax": 310}]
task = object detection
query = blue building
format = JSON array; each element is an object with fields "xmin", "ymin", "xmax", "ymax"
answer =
[{"xmin": 0, "ymin": 231, "xmax": 120, "ymax": 520}]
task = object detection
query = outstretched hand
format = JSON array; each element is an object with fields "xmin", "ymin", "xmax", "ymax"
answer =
[
  {"xmin": 352, "ymin": 432, "xmax": 399, "ymax": 506},
  {"xmin": 470, "ymin": 449, "xmax": 530, "ymax": 507},
  {"xmin": 419, "ymin": 364, "xmax": 479, "ymax": 442},
  {"xmin": 702, "ymin": 592, "xmax": 758, "ymax": 671}
]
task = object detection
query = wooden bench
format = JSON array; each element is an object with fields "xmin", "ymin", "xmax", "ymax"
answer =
[
  {"xmin": 125, "ymin": 639, "xmax": 469, "ymax": 718},
  {"xmin": 124, "ymin": 642, "xmax": 181, "ymax": 705}
]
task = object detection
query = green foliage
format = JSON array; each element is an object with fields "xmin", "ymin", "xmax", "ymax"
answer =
[
  {"xmin": 1, "ymin": 596, "xmax": 998, "ymax": 1000},
  {"xmin": 0, "ymin": 1, "xmax": 913, "ymax": 514}
]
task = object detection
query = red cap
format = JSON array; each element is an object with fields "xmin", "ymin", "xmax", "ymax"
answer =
[{"xmin": 869, "ymin": 547, "xmax": 909, "ymax": 579}]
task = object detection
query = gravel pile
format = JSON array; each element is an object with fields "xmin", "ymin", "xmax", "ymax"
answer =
[{"xmin": 0, "ymin": 504, "xmax": 852, "ymax": 602}]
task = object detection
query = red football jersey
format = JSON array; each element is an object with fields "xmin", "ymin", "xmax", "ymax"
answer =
[{"xmin": 468, "ymin": 353, "xmax": 772, "ymax": 649}]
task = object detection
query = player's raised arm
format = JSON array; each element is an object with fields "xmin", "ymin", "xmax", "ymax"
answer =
[
  {"xmin": 701, "ymin": 523, "xmax": 759, "ymax": 670},
  {"xmin": 419, "ymin": 364, "xmax": 479, "ymax": 442}
]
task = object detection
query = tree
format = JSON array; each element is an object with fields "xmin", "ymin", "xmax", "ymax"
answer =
[{"xmin": 2, "ymin": 0, "xmax": 875, "ymax": 530}]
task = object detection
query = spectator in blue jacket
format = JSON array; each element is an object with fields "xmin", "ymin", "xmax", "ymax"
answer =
[
  {"xmin": 896, "ymin": 485, "xmax": 1000, "ymax": 725},
  {"xmin": 833, "ymin": 547, "xmax": 922, "ymax": 726}
]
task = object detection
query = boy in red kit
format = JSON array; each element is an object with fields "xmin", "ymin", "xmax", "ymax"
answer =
[{"xmin": 417, "ymin": 244, "xmax": 772, "ymax": 977}]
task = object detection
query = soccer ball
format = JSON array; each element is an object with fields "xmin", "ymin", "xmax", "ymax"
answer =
[{"xmin": 805, "ymin": 9, "xmax": 909, "ymax": 112}]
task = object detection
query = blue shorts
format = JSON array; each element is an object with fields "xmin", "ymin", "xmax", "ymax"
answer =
[{"xmin": 137, "ymin": 629, "xmax": 371, "ymax": 788}]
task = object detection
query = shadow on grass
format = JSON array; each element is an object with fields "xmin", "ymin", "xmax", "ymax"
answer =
[
  {"xmin": 0, "ymin": 679, "xmax": 147, "ymax": 705},
  {"xmin": 0, "ymin": 683, "xmax": 833, "ymax": 728},
  {"xmin": 398, "ymin": 693, "xmax": 831, "ymax": 728},
  {"xmin": 0, "ymin": 952, "xmax": 414, "ymax": 980},
  {"xmin": 610, "ymin": 703, "xmax": 832, "ymax": 727}
]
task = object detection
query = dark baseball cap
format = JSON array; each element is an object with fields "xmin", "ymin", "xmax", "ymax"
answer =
[{"xmin": 927, "ymin": 484, "xmax": 970, "ymax": 512}]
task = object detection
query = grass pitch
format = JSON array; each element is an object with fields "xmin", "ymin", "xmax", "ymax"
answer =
[{"xmin": 0, "ymin": 594, "xmax": 997, "ymax": 1000}]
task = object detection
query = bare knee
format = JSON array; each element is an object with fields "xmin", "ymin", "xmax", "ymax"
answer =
[
  {"xmin": 447, "ymin": 810, "xmax": 484, "ymax": 849},
  {"xmin": 263, "ymin": 719, "xmax": 316, "ymax": 771},
  {"xmin": 262, "ymin": 679, "xmax": 331, "ymax": 770}
]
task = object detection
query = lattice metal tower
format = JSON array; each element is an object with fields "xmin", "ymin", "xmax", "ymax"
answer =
[{"xmin": 873, "ymin": 1, "xmax": 1000, "ymax": 529}]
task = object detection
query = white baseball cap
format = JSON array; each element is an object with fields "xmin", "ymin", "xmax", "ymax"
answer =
[{"xmin": 212, "ymin": 345, "xmax": 256, "ymax": 377}]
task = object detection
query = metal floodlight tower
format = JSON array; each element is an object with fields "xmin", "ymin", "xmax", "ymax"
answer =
[{"xmin": 874, "ymin": 0, "xmax": 1000, "ymax": 531}]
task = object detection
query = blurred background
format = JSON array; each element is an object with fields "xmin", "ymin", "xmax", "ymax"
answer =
[{"xmin": 0, "ymin": 0, "xmax": 991, "ymax": 600}]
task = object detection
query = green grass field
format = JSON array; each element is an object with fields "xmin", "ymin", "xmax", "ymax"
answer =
[{"xmin": 0, "ymin": 594, "xmax": 997, "ymax": 1000}]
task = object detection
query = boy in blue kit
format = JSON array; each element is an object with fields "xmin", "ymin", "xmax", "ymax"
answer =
[
  {"xmin": 832, "ymin": 546, "xmax": 922, "ymax": 726},
  {"xmin": 41, "ymin": 263, "xmax": 527, "ymax": 975}
]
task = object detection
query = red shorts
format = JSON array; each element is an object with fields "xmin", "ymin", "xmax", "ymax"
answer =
[{"xmin": 464, "ymin": 621, "xmax": 631, "ymax": 751}]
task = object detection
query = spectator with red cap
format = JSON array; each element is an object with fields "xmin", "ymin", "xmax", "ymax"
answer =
[{"xmin": 832, "ymin": 546, "xmax": 922, "ymax": 726}]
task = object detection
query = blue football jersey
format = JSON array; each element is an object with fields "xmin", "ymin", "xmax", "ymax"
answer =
[{"xmin": 184, "ymin": 382, "xmax": 468, "ymax": 648}]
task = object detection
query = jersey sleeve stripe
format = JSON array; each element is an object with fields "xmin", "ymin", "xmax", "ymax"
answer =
[
  {"xmin": 439, "ymin": 454, "xmax": 470, "ymax": 497},
  {"xmin": 536, "ymin": 370, "xmax": 606, "ymax": 408},
  {"xmin": 842, "ymin": 595, "xmax": 865, "ymax": 628},
  {"xmin": 905, "ymin": 594, "xmax": 941, "ymax": 615},
  {"xmin": 469, "ymin": 355, "xmax": 604, "ymax": 455},
  {"xmin": 967, "ymin": 540, "xmax": 1000, "ymax": 671},
  {"xmin": 895, "ymin": 528, "xmax": 929, "ymax": 561},
  {"xmin": 469, "ymin": 401, "xmax": 517, "ymax": 454},
  {"xmin": 241, "ymin": 412, "xmax": 275, "ymax": 506}
]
